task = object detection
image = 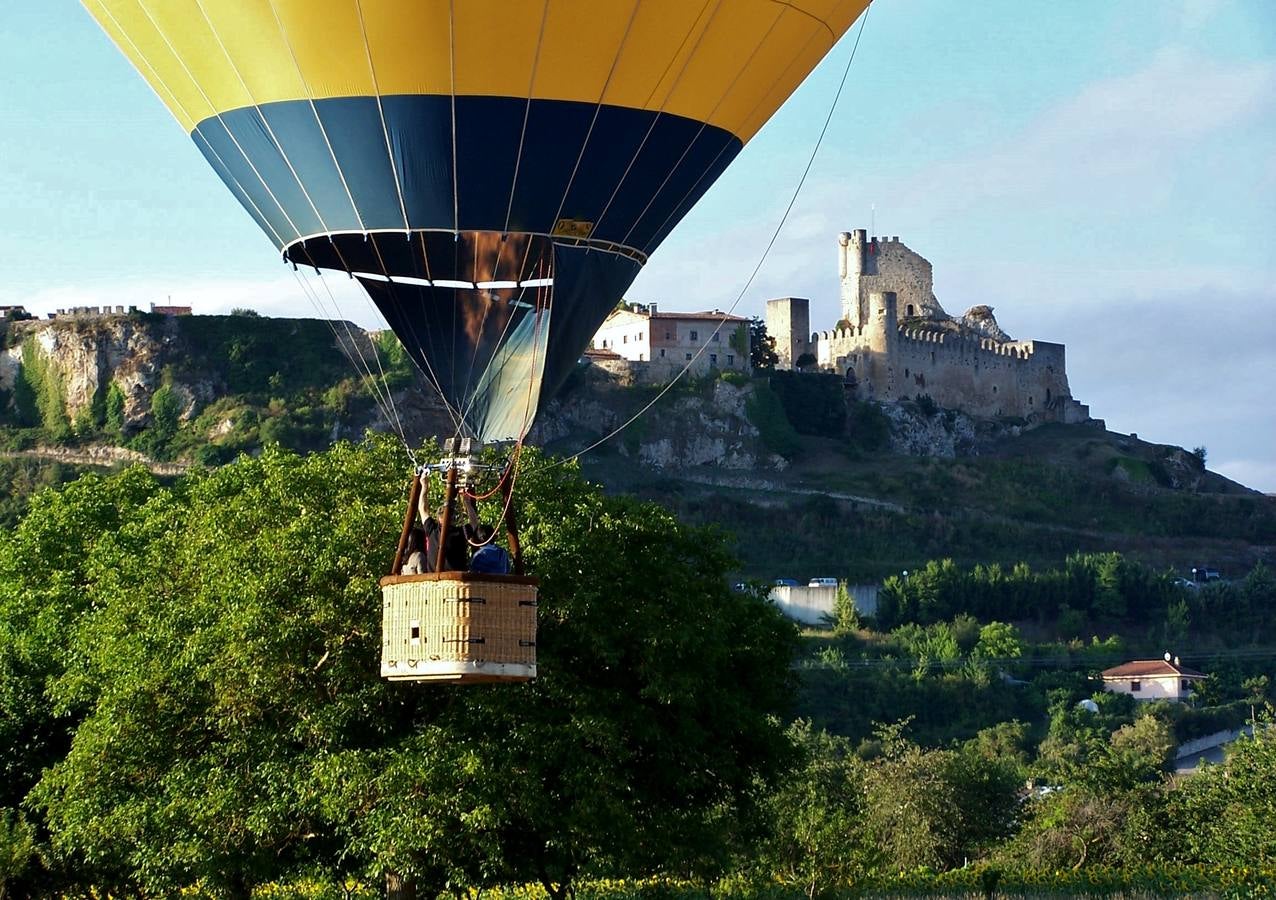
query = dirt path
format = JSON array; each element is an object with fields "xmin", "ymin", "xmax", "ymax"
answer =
[{"xmin": 0, "ymin": 446, "xmax": 192, "ymax": 477}]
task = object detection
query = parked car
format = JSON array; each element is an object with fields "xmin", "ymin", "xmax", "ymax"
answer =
[
  {"xmin": 808, "ymin": 577, "xmax": 839, "ymax": 588},
  {"xmin": 773, "ymin": 578, "xmax": 800, "ymax": 587}
]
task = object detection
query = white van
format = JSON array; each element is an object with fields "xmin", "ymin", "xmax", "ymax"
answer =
[{"xmin": 808, "ymin": 577, "xmax": 838, "ymax": 588}]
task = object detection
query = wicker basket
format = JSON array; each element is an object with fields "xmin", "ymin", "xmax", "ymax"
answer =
[{"xmin": 380, "ymin": 572, "xmax": 538, "ymax": 683}]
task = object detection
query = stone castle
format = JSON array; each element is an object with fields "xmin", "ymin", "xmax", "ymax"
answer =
[{"xmin": 767, "ymin": 229, "xmax": 1091, "ymax": 424}]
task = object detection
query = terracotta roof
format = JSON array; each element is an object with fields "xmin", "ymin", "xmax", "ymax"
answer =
[
  {"xmin": 607, "ymin": 308, "xmax": 748, "ymax": 323},
  {"xmin": 1101, "ymin": 659, "xmax": 1207, "ymax": 679},
  {"xmin": 650, "ymin": 310, "xmax": 749, "ymax": 323},
  {"xmin": 584, "ymin": 347, "xmax": 622, "ymax": 360}
]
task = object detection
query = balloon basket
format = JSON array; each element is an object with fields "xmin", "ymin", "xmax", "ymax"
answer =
[{"xmin": 380, "ymin": 572, "xmax": 537, "ymax": 683}]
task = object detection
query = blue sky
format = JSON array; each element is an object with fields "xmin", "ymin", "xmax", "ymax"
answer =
[{"xmin": 2, "ymin": 1, "xmax": 1273, "ymax": 491}]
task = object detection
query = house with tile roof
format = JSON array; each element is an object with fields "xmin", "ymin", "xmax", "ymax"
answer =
[
  {"xmin": 1100, "ymin": 654, "xmax": 1206, "ymax": 703},
  {"xmin": 590, "ymin": 304, "xmax": 751, "ymax": 381}
]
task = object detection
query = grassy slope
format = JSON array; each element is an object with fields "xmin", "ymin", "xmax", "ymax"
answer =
[{"xmin": 583, "ymin": 420, "xmax": 1275, "ymax": 583}]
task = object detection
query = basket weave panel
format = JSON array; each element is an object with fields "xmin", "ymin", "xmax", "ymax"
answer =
[{"xmin": 382, "ymin": 577, "xmax": 537, "ymax": 669}]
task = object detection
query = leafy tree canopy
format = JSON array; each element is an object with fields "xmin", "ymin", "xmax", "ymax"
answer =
[{"xmin": 3, "ymin": 437, "xmax": 797, "ymax": 897}]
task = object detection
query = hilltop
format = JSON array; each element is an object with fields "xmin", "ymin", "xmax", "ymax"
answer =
[{"xmin": 1, "ymin": 311, "xmax": 1271, "ymax": 581}]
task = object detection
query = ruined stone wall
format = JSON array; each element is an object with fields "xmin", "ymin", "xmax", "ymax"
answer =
[
  {"xmin": 765, "ymin": 297, "xmax": 810, "ymax": 369},
  {"xmin": 814, "ymin": 321, "xmax": 1087, "ymax": 423},
  {"xmin": 839, "ymin": 230, "xmax": 946, "ymax": 327}
]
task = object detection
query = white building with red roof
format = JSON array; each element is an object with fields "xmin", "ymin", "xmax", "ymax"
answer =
[
  {"xmin": 591, "ymin": 304, "xmax": 751, "ymax": 379},
  {"xmin": 1100, "ymin": 654, "xmax": 1206, "ymax": 703}
]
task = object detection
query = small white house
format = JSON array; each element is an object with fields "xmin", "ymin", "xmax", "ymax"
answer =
[{"xmin": 1100, "ymin": 656, "xmax": 1206, "ymax": 703}]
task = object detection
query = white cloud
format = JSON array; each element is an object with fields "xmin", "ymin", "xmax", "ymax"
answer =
[
  {"xmin": 4, "ymin": 273, "xmax": 387, "ymax": 331},
  {"xmin": 1175, "ymin": 0, "xmax": 1225, "ymax": 31},
  {"xmin": 887, "ymin": 48, "xmax": 1274, "ymax": 220}
]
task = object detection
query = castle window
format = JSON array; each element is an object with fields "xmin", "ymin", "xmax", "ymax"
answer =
[
  {"xmin": 931, "ymin": 352, "xmax": 935, "ymax": 363},
  {"xmin": 712, "ymin": 332, "xmax": 720, "ymax": 342},
  {"xmin": 992, "ymin": 385, "xmax": 997, "ymax": 394},
  {"xmin": 690, "ymin": 329, "xmax": 699, "ymax": 341},
  {"xmin": 1029, "ymin": 396, "xmax": 1034, "ymax": 405},
  {"xmin": 906, "ymin": 304, "xmax": 915, "ymax": 317},
  {"xmin": 665, "ymin": 331, "xmax": 672, "ymax": 340},
  {"xmin": 727, "ymin": 354, "xmax": 734, "ymax": 365},
  {"xmin": 905, "ymin": 368, "xmax": 910, "ymax": 378},
  {"xmin": 1046, "ymin": 388, "xmax": 1052, "ymax": 403},
  {"xmin": 638, "ymin": 353, "xmax": 644, "ymax": 361},
  {"xmin": 660, "ymin": 349, "xmax": 666, "ymax": 358},
  {"xmin": 685, "ymin": 353, "xmax": 692, "ymax": 361},
  {"xmin": 710, "ymin": 353, "xmax": 718, "ymax": 366},
  {"xmin": 638, "ymin": 332, "xmax": 644, "ymax": 341},
  {"xmin": 623, "ymin": 335, "xmax": 627, "ymax": 344}
]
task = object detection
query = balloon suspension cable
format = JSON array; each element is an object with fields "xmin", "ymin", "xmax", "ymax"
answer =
[
  {"xmin": 191, "ymin": 0, "xmax": 428, "ymax": 460},
  {"xmin": 414, "ymin": 439, "xmax": 522, "ymax": 550},
  {"xmin": 461, "ymin": 452, "xmax": 524, "ymax": 550},
  {"xmin": 548, "ymin": 1, "xmax": 873, "ymax": 469}
]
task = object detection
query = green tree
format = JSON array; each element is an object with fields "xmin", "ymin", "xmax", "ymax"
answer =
[
  {"xmin": 0, "ymin": 466, "xmax": 164, "ymax": 895},
  {"xmin": 973, "ymin": 621, "xmax": 1023, "ymax": 661},
  {"xmin": 0, "ymin": 810, "xmax": 36, "ymax": 894},
  {"xmin": 133, "ymin": 383, "xmax": 181, "ymax": 459},
  {"xmin": 24, "ymin": 439, "xmax": 797, "ymax": 897},
  {"xmin": 832, "ymin": 582, "xmax": 859, "ymax": 635},
  {"xmin": 1154, "ymin": 730, "xmax": 1276, "ymax": 866},
  {"xmin": 748, "ymin": 318, "xmax": 779, "ymax": 371},
  {"xmin": 761, "ymin": 721, "xmax": 868, "ymax": 898},
  {"xmin": 104, "ymin": 382, "xmax": 126, "ymax": 438}
]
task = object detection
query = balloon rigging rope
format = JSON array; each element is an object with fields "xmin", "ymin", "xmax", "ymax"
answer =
[
  {"xmin": 296, "ymin": 267, "xmax": 416, "ymax": 453},
  {"xmin": 274, "ymin": 0, "xmax": 467, "ymax": 440},
  {"xmin": 354, "ymin": 0, "xmax": 413, "ymax": 236},
  {"xmin": 587, "ymin": 0, "xmax": 728, "ymax": 246},
  {"xmin": 125, "ymin": 0, "xmax": 419, "ymax": 451},
  {"xmin": 547, "ymin": 0, "xmax": 644, "ymax": 235},
  {"xmin": 258, "ymin": 0, "xmax": 421, "ymax": 447},
  {"xmin": 290, "ymin": 268, "xmax": 415, "ymax": 456},
  {"xmin": 131, "ymin": 1, "xmax": 305, "ymax": 244},
  {"xmin": 548, "ymin": 0, "xmax": 873, "ymax": 468},
  {"xmin": 619, "ymin": 0, "xmax": 860, "ymax": 253},
  {"xmin": 93, "ymin": 3, "xmax": 287, "ymax": 249}
]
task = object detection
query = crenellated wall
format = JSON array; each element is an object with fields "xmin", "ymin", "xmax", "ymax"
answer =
[
  {"xmin": 838, "ymin": 229, "xmax": 945, "ymax": 327},
  {"xmin": 815, "ymin": 288, "xmax": 1088, "ymax": 423},
  {"xmin": 771, "ymin": 232, "xmax": 1093, "ymax": 425}
]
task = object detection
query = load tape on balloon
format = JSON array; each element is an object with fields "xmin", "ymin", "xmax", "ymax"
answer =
[{"xmin": 85, "ymin": 0, "xmax": 869, "ymax": 441}]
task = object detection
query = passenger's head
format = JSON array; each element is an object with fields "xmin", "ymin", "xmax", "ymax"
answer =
[
  {"xmin": 476, "ymin": 523, "xmax": 495, "ymax": 543},
  {"xmin": 407, "ymin": 525, "xmax": 425, "ymax": 553}
]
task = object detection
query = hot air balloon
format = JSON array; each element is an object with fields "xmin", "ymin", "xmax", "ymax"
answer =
[{"xmin": 84, "ymin": 0, "xmax": 872, "ymax": 683}]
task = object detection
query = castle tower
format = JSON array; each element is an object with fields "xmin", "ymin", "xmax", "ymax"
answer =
[
  {"xmin": 765, "ymin": 297, "xmax": 810, "ymax": 370},
  {"xmin": 838, "ymin": 229, "xmax": 867, "ymax": 326},
  {"xmin": 866, "ymin": 290, "xmax": 897, "ymax": 354}
]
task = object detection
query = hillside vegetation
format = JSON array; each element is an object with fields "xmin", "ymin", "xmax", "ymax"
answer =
[
  {"xmin": 2, "ymin": 313, "xmax": 1272, "ymax": 578},
  {"xmin": 1, "ymin": 439, "xmax": 1273, "ymax": 898}
]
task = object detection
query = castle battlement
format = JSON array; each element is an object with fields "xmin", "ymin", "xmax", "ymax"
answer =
[{"xmin": 767, "ymin": 231, "xmax": 1092, "ymax": 426}]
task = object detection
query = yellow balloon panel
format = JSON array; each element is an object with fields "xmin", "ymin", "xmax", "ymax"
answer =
[{"xmin": 84, "ymin": 0, "xmax": 869, "ymax": 141}]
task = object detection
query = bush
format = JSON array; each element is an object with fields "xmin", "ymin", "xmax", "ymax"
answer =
[
  {"xmin": 104, "ymin": 382, "xmax": 126, "ymax": 437},
  {"xmin": 745, "ymin": 381, "xmax": 802, "ymax": 460},
  {"xmin": 847, "ymin": 401, "xmax": 890, "ymax": 451},
  {"xmin": 766, "ymin": 371, "xmax": 846, "ymax": 437}
]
